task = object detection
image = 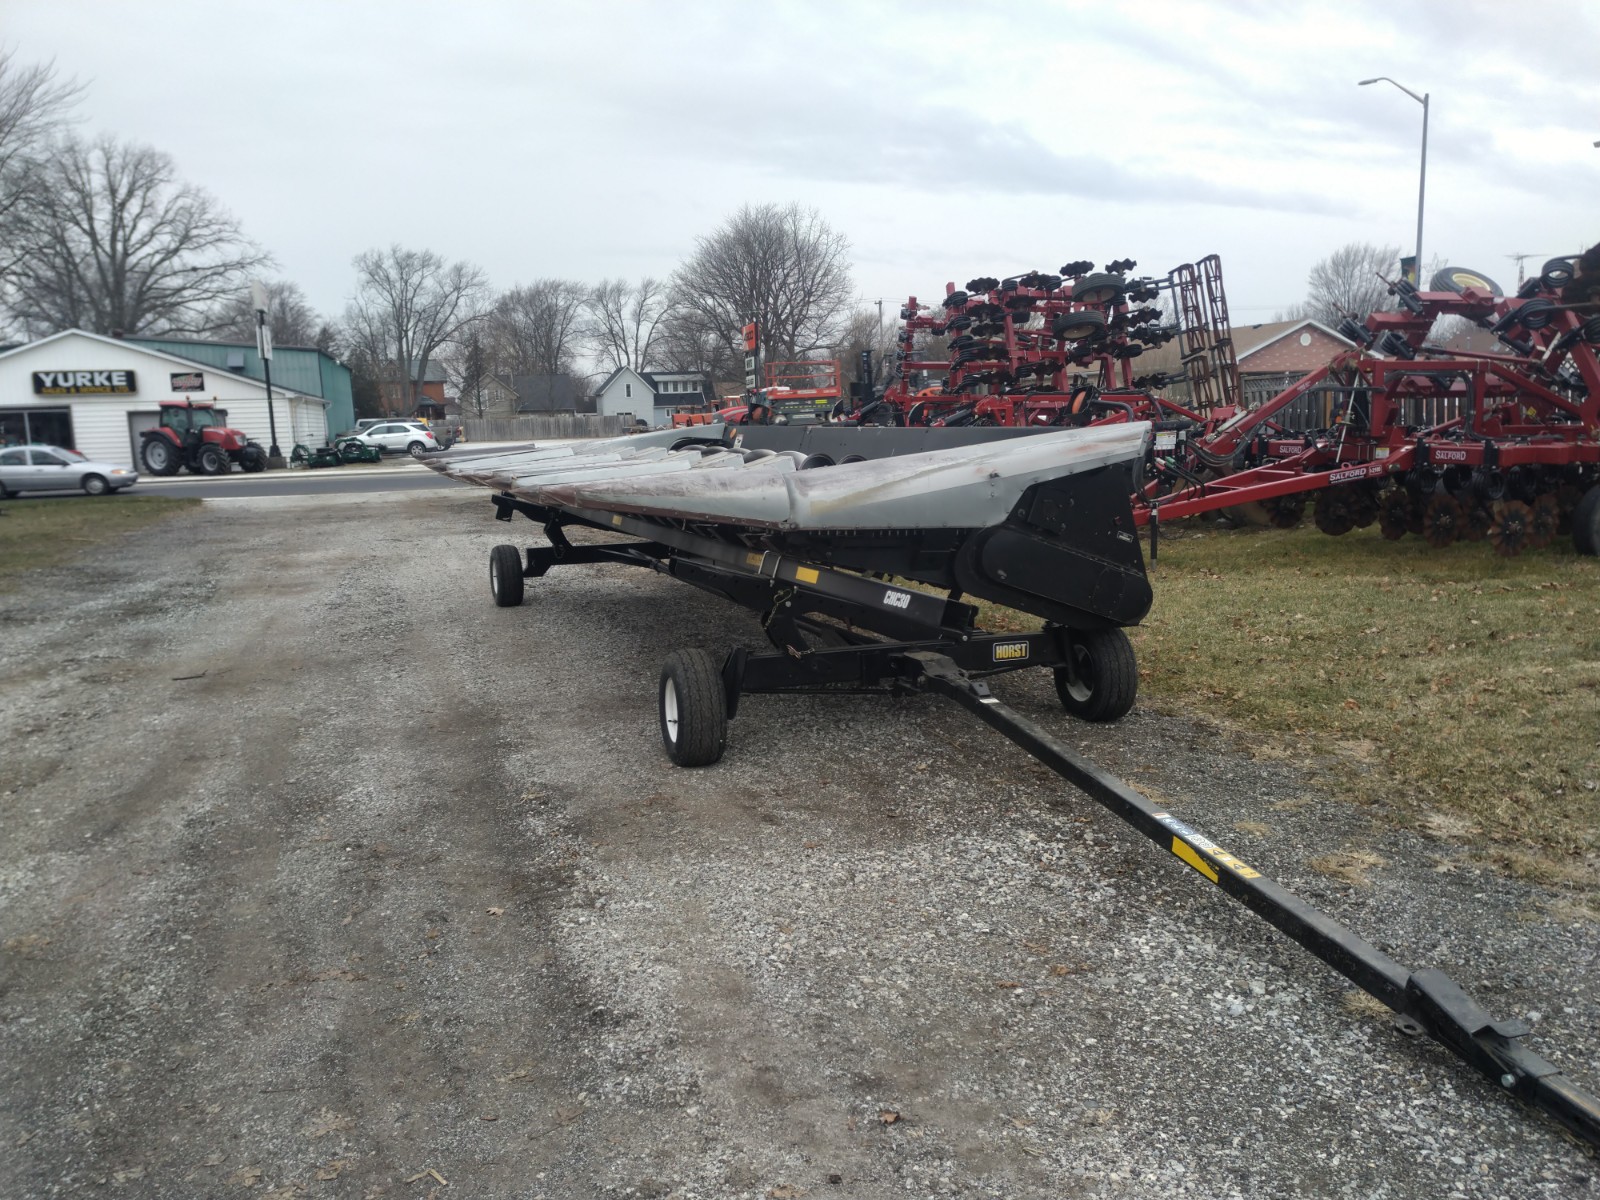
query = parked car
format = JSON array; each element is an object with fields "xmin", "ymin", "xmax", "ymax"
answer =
[
  {"xmin": 0, "ymin": 444, "xmax": 140, "ymax": 497},
  {"xmin": 339, "ymin": 421, "xmax": 439, "ymax": 457}
]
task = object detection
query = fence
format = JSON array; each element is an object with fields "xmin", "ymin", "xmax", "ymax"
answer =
[{"xmin": 462, "ymin": 414, "xmax": 628, "ymax": 442}]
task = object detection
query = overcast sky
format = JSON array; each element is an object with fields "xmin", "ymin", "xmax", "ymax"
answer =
[{"xmin": 8, "ymin": 0, "xmax": 1598, "ymax": 330}]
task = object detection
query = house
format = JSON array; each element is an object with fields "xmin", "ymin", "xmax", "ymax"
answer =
[
  {"xmin": 456, "ymin": 372, "xmax": 521, "ymax": 419},
  {"xmin": 378, "ymin": 360, "xmax": 450, "ymax": 420},
  {"xmin": 1229, "ymin": 318, "xmax": 1359, "ymax": 413},
  {"xmin": 593, "ymin": 367, "xmax": 711, "ymax": 427}
]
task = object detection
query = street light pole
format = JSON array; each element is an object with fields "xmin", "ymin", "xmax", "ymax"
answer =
[
  {"xmin": 251, "ymin": 282, "xmax": 283, "ymax": 467},
  {"xmin": 1359, "ymin": 77, "xmax": 1429, "ymax": 286}
]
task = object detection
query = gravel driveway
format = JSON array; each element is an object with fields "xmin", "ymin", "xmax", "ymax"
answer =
[{"xmin": 2, "ymin": 489, "xmax": 1596, "ymax": 1199}]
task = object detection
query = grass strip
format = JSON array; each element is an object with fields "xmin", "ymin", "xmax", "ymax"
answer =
[
  {"xmin": 0, "ymin": 495, "xmax": 202, "ymax": 588},
  {"xmin": 1128, "ymin": 522, "xmax": 1600, "ymax": 885}
]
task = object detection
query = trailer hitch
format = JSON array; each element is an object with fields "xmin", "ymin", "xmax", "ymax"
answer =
[{"xmin": 906, "ymin": 651, "xmax": 1600, "ymax": 1152}]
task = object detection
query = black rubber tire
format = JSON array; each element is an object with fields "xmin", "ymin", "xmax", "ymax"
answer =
[
  {"xmin": 1054, "ymin": 628, "xmax": 1138, "ymax": 723},
  {"xmin": 240, "ymin": 446, "xmax": 267, "ymax": 472},
  {"xmin": 1052, "ymin": 310, "xmax": 1107, "ymax": 343},
  {"xmin": 799, "ymin": 454, "xmax": 835, "ymax": 469},
  {"xmin": 1430, "ymin": 266, "xmax": 1503, "ymax": 297},
  {"xmin": 141, "ymin": 437, "xmax": 181, "ymax": 476},
  {"xmin": 1571, "ymin": 486, "xmax": 1600, "ymax": 556},
  {"xmin": 200, "ymin": 444, "xmax": 231, "ymax": 475},
  {"xmin": 0, "ymin": 480, "xmax": 9, "ymax": 499},
  {"xmin": 407, "ymin": 441, "xmax": 427, "ymax": 458},
  {"xmin": 1071, "ymin": 272, "xmax": 1125, "ymax": 305},
  {"xmin": 489, "ymin": 544, "xmax": 524, "ymax": 607},
  {"xmin": 658, "ymin": 648, "xmax": 727, "ymax": 767},
  {"xmin": 81, "ymin": 474, "xmax": 109, "ymax": 496}
]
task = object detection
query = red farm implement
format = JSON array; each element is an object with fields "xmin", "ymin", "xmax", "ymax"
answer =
[
  {"xmin": 854, "ymin": 251, "xmax": 1600, "ymax": 556},
  {"xmin": 1139, "ymin": 258, "xmax": 1600, "ymax": 556}
]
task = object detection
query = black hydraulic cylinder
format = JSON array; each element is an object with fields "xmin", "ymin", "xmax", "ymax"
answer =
[{"xmin": 909, "ymin": 652, "xmax": 1600, "ymax": 1153}]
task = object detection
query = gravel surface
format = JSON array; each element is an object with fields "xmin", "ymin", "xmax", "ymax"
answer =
[{"xmin": 1, "ymin": 488, "xmax": 1596, "ymax": 1199}]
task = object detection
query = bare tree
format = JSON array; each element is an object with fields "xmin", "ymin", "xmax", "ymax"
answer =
[
  {"xmin": 0, "ymin": 49, "xmax": 83, "ymax": 286},
  {"xmin": 585, "ymin": 277, "xmax": 672, "ymax": 373},
  {"xmin": 208, "ymin": 279, "xmax": 324, "ymax": 346},
  {"xmin": 830, "ymin": 308, "xmax": 902, "ymax": 394},
  {"xmin": 1303, "ymin": 242, "xmax": 1401, "ymax": 325},
  {"xmin": 5, "ymin": 134, "xmax": 270, "ymax": 336},
  {"xmin": 491, "ymin": 279, "xmax": 586, "ymax": 376},
  {"xmin": 441, "ymin": 323, "xmax": 494, "ymax": 418},
  {"xmin": 671, "ymin": 203, "xmax": 853, "ymax": 369},
  {"xmin": 345, "ymin": 245, "xmax": 488, "ymax": 413},
  {"xmin": 652, "ymin": 306, "xmax": 741, "ymax": 391}
]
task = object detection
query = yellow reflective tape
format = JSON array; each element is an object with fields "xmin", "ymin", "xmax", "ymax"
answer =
[
  {"xmin": 796, "ymin": 566, "xmax": 819, "ymax": 584},
  {"xmin": 1210, "ymin": 849, "xmax": 1262, "ymax": 880},
  {"xmin": 1171, "ymin": 837, "xmax": 1218, "ymax": 883}
]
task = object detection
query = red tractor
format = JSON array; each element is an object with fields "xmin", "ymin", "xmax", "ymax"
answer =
[{"xmin": 139, "ymin": 400, "xmax": 268, "ymax": 476}]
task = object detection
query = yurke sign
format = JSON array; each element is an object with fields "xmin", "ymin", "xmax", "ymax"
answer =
[{"xmin": 32, "ymin": 370, "xmax": 137, "ymax": 395}]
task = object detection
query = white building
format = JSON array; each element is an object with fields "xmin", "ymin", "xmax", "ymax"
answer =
[
  {"xmin": 593, "ymin": 367, "xmax": 711, "ymax": 427},
  {"xmin": 0, "ymin": 330, "xmax": 330, "ymax": 465}
]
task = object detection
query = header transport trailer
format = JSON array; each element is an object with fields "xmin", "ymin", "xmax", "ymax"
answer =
[{"xmin": 429, "ymin": 418, "xmax": 1600, "ymax": 1153}]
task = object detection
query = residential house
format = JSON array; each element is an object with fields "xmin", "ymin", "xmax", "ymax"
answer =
[
  {"xmin": 593, "ymin": 367, "xmax": 711, "ymax": 427},
  {"xmin": 456, "ymin": 373, "xmax": 521, "ymax": 419}
]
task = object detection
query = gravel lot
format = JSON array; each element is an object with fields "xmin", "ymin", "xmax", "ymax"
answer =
[{"xmin": 2, "ymin": 488, "xmax": 1597, "ymax": 1199}]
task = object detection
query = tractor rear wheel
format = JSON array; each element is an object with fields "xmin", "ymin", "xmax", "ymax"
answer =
[
  {"xmin": 240, "ymin": 446, "xmax": 267, "ymax": 473},
  {"xmin": 489, "ymin": 544, "xmax": 524, "ymax": 607},
  {"xmin": 141, "ymin": 437, "xmax": 181, "ymax": 476},
  {"xmin": 1054, "ymin": 628, "xmax": 1138, "ymax": 723},
  {"xmin": 1571, "ymin": 486, "xmax": 1600, "ymax": 556},
  {"xmin": 659, "ymin": 649, "xmax": 727, "ymax": 767}
]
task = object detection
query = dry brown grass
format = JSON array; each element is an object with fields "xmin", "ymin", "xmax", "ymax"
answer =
[
  {"xmin": 969, "ymin": 518, "xmax": 1600, "ymax": 887},
  {"xmin": 1130, "ymin": 522, "xmax": 1600, "ymax": 886}
]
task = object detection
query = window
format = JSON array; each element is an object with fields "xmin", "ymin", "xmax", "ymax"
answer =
[
  {"xmin": 625, "ymin": 383, "xmax": 631, "ymax": 398},
  {"xmin": 0, "ymin": 407, "xmax": 73, "ymax": 450},
  {"xmin": 0, "ymin": 449, "xmax": 25, "ymax": 466},
  {"xmin": 30, "ymin": 449, "xmax": 66, "ymax": 466}
]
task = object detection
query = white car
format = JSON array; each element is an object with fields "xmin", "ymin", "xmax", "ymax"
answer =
[
  {"xmin": 340, "ymin": 421, "xmax": 438, "ymax": 458},
  {"xmin": 0, "ymin": 444, "xmax": 140, "ymax": 496}
]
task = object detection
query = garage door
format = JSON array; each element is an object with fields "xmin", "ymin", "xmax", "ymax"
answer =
[{"xmin": 127, "ymin": 412, "xmax": 160, "ymax": 465}]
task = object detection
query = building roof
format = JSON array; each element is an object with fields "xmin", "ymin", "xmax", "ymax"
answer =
[{"xmin": 512, "ymin": 373, "xmax": 579, "ymax": 412}]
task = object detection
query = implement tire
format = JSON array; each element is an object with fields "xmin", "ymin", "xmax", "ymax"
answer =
[
  {"xmin": 489, "ymin": 544, "xmax": 524, "ymax": 607},
  {"xmin": 1572, "ymin": 486, "xmax": 1600, "ymax": 556},
  {"xmin": 1054, "ymin": 628, "xmax": 1138, "ymax": 723},
  {"xmin": 659, "ymin": 649, "xmax": 727, "ymax": 767}
]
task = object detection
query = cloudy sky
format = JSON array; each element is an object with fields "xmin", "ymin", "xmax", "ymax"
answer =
[{"xmin": 8, "ymin": 0, "xmax": 1598, "ymax": 329}]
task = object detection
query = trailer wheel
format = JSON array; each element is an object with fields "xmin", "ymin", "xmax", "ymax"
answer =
[
  {"xmin": 1054, "ymin": 628, "xmax": 1138, "ymax": 723},
  {"xmin": 489, "ymin": 544, "xmax": 524, "ymax": 607},
  {"xmin": 1571, "ymin": 486, "xmax": 1600, "ymax": 556},
  {"xmin": 659, "ymin": 649, "xmax": 727, "ymax": 767}
]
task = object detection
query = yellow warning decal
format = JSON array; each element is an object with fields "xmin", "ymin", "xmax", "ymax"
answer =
[
  {"xmin": 746, "ymin": 552, "xmax": 763, "ymax": 567},
  {"xmin": 1210, "ymin": 849, "xmax": 1262, "ymax": 880},
  {"xmin": 795, "ymin": 566, "xmax": 819, "ymax": 584},
  {"xmin": 1171, "ymin": 837, "xmax": 1218, "ymax": 882},
  {"xmin": 611, "ymin": 514, "xmax": 623, "ymax": 526}
]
